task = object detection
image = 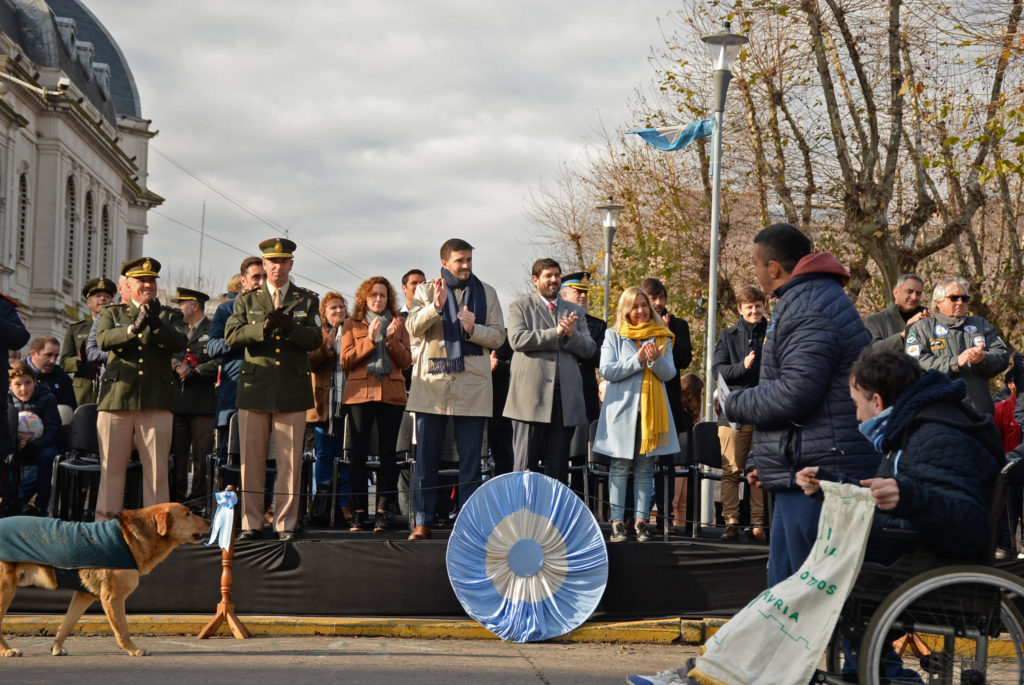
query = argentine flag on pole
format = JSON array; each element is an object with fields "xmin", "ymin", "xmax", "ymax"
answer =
[{"xmin": 628, "ymin": 119, "xmax": 713, "ymax": 151}]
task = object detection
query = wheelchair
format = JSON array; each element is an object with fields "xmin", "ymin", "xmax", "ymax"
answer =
[{"xmin": 814, "ymin": 460, "xmax": 1024, "ymax": 684}]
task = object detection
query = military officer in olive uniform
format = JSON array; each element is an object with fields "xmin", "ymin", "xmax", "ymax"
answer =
[
  {"xmin": 170, "ymin": 287, "xmax": 218, "ymax": 505},
  {"xmin": 60, "ymin": 277, "xmax": 116, "ymax": 405},
  {"xmin": 95, "ymin": 258, "xmax": 188, "ymax": 521},
  {"xmin": 225, "ymin": 238, "xmax": 321, "ymax": 542}
]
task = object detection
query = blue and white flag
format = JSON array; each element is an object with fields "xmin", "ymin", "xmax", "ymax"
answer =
[
  {"xmin": 206, "ymin": 490, "xmax": 238, "ymax": 551},
  {"xmin": 628, "ymin": 119, "xmax": 713, "ymax": 151}
]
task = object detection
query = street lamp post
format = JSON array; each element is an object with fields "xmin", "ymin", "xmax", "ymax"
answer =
[
  {"xmin": 596, "ymin": 197, "xmax": 624, "ymax": 323},
  {"xmin": 699, "ymin": 22, "xmax": 747, "ymax": 531},
  {"xmin": 700, "ymin": 22, "xmax": 748, "ymax": 423}
]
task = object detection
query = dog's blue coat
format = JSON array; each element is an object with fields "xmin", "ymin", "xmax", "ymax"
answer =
[{"xmin": 0, "ymin": 517, "xmax": 136, "ymax": 573}]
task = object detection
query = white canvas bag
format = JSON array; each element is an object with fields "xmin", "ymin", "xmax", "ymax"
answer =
[{"xmin": 689, "ymin": 482, "xmax": 876, "ymax": 685}]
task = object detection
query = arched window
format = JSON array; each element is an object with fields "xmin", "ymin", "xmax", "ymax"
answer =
[
  {"xmin": 64, "ymin": 177, "xmax": 77, "ymax": 285},
  {"xmin": 16, "ymin": 173, "xmax": 27, "ymax": 263},
  {"xmin": 84, "ymin": 191, "xmax": 95, "ymax": 276},
  {"xmin": 101, "ymin": 204, "xmax": 112, "ymax": 277}
]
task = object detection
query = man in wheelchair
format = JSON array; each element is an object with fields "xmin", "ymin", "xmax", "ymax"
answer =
[
  {"xmin": 797, "ymin": 348, "xmax": 1005, "ymax": 683},
  {"xmin": 796, "ymin": 347, "xmax": 1002, "ymax": 564}
]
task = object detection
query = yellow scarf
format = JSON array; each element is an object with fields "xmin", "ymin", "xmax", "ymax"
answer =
[{"xmin": 618, "ymin": 319, "xmax": 675, "ymax": 454}]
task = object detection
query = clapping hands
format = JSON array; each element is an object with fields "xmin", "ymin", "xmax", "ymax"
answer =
[
  {"xmin": 636, "ymin": 340, "xmax": 661, "ymax": 363},
  {"xmin": 556, "ymin": 312, "xmax": 578, "ymax": 338}
]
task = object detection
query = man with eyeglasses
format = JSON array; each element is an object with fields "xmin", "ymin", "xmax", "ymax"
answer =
[{"xmin": 905, "ymin": 276, "xmax": 1008, "ymax": 415}]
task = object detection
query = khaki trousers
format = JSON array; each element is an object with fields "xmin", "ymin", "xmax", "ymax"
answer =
[
  {"xmin": 96, "ymin": 409, "xmax": 173, "ymax": 521},
  {"xmin": 239, "ymin": 408, "xmax": 305, "ymax": 533},
  {"xmin": 719, "ymin": 423, "xmax": 765, "ymax": 525}
]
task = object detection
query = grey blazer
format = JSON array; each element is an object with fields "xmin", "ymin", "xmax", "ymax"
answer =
[{"xmin": 503, "ymin": 294, "xmax": 595, "ymax": 425}]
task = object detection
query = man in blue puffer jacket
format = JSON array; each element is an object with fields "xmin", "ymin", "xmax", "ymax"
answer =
[{"xmin": 724, "ymin": 223, "xmax": 877, "ymax": 585}]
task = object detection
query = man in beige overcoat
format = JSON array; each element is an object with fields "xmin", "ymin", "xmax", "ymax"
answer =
[
  {"xmin": 503, "ymin": 258, "xmax": 594, "ymax": 485},
  {"xmin": 405, "ymin": 238, "xmax": 505, "ymax": 540}
]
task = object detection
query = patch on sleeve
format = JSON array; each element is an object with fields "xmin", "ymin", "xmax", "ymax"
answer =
[
  {"xmin": 906, "ymin": 333, "xmax": 917, "ymax": 344},
  {"xmin": 929, "ymin": 338, "xmax": 946, "ymax": 351},
  {"xmin": 907, "ymin": 344, "xmax": 921, "ymax": 357}
]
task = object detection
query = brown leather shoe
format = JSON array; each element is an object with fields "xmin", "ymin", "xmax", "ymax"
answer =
[
  {"xmin": 408, "ymin": 525, "xmax": 432, "ymax": 540},
  {"xmin": 720, "ymin": 525, "xmax": 739, "ymax": 541},
  {"xmin": 749, "ymin": 526, "xmax": 768, "ymax": 543}
]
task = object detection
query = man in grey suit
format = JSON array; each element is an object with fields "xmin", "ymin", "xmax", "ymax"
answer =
[{"xmin": 504, "ymin": 258, "xmax": 596, "ymax": 484}]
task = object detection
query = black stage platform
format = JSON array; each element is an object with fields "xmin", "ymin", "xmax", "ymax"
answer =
[{"xmin": 10, "ymin": 525, "xmax": 769, "ymax": 620}]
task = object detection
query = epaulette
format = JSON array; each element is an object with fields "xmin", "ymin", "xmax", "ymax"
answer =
[
  {"xmin": 0, "ymin": 293, "xmax": 19, "ymax": 307},
  {"xmin": 297, "ymin": 286, "xmax": 319, "ymax": 298},
  {"xmin": 241, "ymin": 286, "xmax": 260, "ymax": 295},
  {"xmin": 104, "ymin": 302, "xmax": 127, "ymax": 308}
]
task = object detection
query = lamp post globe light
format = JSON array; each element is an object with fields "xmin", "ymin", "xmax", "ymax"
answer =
[
  {"xmin": 596, "ymin": 197, "xmax": 624, "ymax": 324},
  {"xmin": 699, "ymin": 22, "xmax": 748, "ymax": 423}
]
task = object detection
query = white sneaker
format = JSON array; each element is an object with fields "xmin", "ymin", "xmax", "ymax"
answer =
[{"xmin": 626, "ymin": 668, "xmax": 688, "ymax": 685}]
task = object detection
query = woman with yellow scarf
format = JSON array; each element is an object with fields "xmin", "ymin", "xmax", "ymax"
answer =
[{"xmin": 593, "ymin": 287, "xmax": 680, "ymax": 542}]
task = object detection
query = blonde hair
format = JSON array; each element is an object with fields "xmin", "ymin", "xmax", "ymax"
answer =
[{"xmin": 615, "ymin": 286, "xmax": 651, "ymax": 328}]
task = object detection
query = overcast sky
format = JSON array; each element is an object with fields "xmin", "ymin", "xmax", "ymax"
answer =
[{"xmin": 87, "ymin": 0, "xmax": 685, "ymax": 307}]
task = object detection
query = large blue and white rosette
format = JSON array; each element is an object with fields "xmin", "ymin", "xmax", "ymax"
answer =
[{"xmin": 445, "ymin": 471, "xmax": 608, "ymax": 642}]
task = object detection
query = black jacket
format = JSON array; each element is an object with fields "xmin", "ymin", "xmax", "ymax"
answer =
[
  {"xmin": 827, "ymin": 371, "xmax": 1002, "ymax": 562},
  {"xmin": 725, "ymin": 253, "xmax": 877, "ymax": 491},
  {"xmin": 580, "ymin": 314, "xmax": 606, "ymax": 422},
  {"xmin": 7, "ymin": 384, "xmax": 60, "ymax": 462},
  {"xmin": 713, "ymin": 318, "xmax": 766, "ymax": 390},
  {"xmin": 662, "ymin": 312, "xmax": 693, "ymax": 434},
  {"xmin": 29, "ymin": 361, "xmax": 77, "ymax": 409}
]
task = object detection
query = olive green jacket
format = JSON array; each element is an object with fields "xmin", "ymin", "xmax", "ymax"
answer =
[
  {"xmin": 61, "ymin": 317, "xmax": 99, "ymax": 405},
  {"xmin": 224, "ymin": 281, "xmax": 321, "ymax": 413},
  {"xmin": 95, "ymin": 303, "xmax": 188, "ymax": 412},
  {"xmin": 172, "ymin": 316, "xmax": 219, "ymax": 415}
]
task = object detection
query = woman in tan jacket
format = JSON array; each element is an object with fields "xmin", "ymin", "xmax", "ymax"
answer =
[
  {"xmin": 307, "ymin": 292, "xmax": 351, "ymax": 523},
  {"xmin": 341, "ymin": 277, "xmax": 412, "ymax": 532}
]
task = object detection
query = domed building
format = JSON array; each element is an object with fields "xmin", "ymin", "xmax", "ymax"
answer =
[{"xmin": 0, "ymin": 0, "xmax": 160, "ymax": 336}]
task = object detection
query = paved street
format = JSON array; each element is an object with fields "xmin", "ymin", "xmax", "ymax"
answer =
[{"xmin": 0, "ymin": 635, "xmax": 701, "ymax": 684}]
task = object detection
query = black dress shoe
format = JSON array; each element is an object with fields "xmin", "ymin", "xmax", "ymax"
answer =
[
  {"xmin": 277, "ymin": 530, "xmax": 297, "ymax": 542},
  {"xmin": 720, "ymin": 525, "xmax": 740, "ymax": 541},
  {"xmin": 236, "ymin": 529, "xmax": 262, "ymax": 542}
]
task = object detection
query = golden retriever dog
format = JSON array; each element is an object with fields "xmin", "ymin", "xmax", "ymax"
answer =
[{"xmin": 0, "ymin": 502, "xmax": 209, "ymax": 657}]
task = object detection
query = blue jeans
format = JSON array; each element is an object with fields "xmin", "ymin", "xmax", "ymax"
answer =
[
  {"xmin": 413, "ymin": 414, "xmax": 485, "ymax": 527},
  {"xmin": 609, "ymin": 454, "xmax": 655, "ymax": 522},
  {"xmin": 768, "ymin": 490, "xmax": 823, "ymax": 586},
  {"xmin": 312, "ymin": 422, "xmax": 350, "ymax": 506},
  {"xmin": 19, "ymin": 446, "xmax": 58, "ymax": 512}
]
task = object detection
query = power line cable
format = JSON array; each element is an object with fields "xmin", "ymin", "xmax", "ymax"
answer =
[
  {"xmin": 150, "ymin": 210, "xmax": 353, "ymax": 299},
  {"xmin": 151, "ymin": 146, "xmax": 369, "ymax": 282}
]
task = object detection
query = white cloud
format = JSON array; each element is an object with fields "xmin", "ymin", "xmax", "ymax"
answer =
[{"xmin": 88, "ymin": 0, "xmax": 684, "ymax": 304}]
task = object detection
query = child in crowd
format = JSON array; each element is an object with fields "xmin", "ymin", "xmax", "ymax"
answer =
[{"xmin": 6, "ymin": 360, "xmax": 60, "ymax": 516}]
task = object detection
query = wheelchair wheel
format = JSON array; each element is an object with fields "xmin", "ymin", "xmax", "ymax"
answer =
[{"xmin": 859, "ymin": 566, "xmax": 1024, "ymax": 684}]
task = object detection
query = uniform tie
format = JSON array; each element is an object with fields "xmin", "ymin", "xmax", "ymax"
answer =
[{"xmin": 273, "ymin": 288, "xmax": 283, "ymax": 309}]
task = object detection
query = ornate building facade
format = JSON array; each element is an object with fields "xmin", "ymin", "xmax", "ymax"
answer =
[{"xmin": 0, "ymin": 0, "xmax": 159, "ymax": 338}]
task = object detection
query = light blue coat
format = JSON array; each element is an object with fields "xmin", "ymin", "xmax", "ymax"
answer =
[{"xmin": 593, "ymin": 330, "xmax": 680, "ymax": 460}]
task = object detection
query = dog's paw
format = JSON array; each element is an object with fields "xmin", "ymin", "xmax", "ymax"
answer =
[
  {"xmin": 1, "ymin": 647, "xmax": 22, "ymax": 657},
  {"xmin": 128, "ymin": 647, "xmax": 150, "ymax": 657},
  {"xmin": 51, "ymin": 645, "xmax": 67, "ymax": 656}
]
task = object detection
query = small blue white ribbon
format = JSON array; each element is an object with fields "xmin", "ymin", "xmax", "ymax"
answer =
[{"xmin": 206, "ymin": 490, "xmax": 238, "ymax": 550}]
